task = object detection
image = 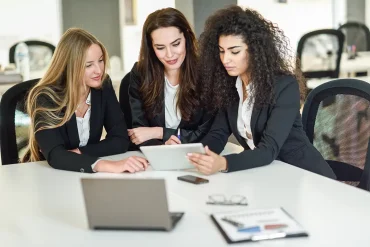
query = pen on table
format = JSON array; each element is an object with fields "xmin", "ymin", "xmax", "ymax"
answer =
[
  {"xmin": 221, "ymin": 217, "xmax": 244, "ymax": 228},
  {"xmin": 177, "ymin": 128, "xmax": 181, "ymax": 141}
]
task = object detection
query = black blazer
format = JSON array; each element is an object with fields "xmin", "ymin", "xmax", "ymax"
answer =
[
  {"xmin": 128, "ymin": 63, "xmax": 214, "ymax": 146},
  {"xmin": 202, "ymin": 75, "xmax": 336, "ymax": 179},
  {"xmin": 35, "ymin": 78, "xmax": 129, "ymax": 173}
]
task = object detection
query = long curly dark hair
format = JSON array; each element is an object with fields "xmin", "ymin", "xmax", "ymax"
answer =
[
  {"xmin": 138, "ymin": 8, "xmax": 199, "ymax": 121},
  {"xmin": 199, "ymin": 5, "xmax": 305, "ymax": 112}
]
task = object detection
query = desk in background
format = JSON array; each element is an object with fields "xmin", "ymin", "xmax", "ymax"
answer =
[
  {"xmin": 301, "ymin": 51, "xmax": 370, "ymax": 78},
  {"xmin": 1, "ymin": 144, "xmax": 370, "ymax": 247},
  {"xmin": 340, "ymin": 52, "xmax": 370, "ymax": 77}
]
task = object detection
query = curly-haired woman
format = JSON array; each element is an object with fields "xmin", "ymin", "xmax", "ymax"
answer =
[{"xmin": 187, "ymin": 6, "xmax": 336, "ymax": 179}]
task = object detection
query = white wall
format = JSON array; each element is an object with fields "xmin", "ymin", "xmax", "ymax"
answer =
[
  {"xmin": 237, "ymin": 0, "xmax": 334, "ymax": 54},
  {"xmin": 333, "ymin": 0, "xmax": 347, "ymax": 27},
  {"xmin": 0, "ymin": 0, "xmax": 62, "ymax": 66},
  {"xmin": 366, "ymin": 0, "xmax": 370, "ymax": 27}
]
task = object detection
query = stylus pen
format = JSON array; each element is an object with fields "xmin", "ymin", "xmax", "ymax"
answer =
[
  {"xmin": 221, "ymin": 217, "xmax": 244, "ymax": 228},
  {"xmin": 177, "ymin": 128, "xmax": 181, "ymax": 141}
]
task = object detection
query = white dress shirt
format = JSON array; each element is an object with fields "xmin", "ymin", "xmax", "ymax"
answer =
[
  {"xmin": 164, "ymin": 76, "xmax": 181, "ymax": 129},
  {"xmin": 75, "ymin": 92, "xmax": 99, "ymax": 170},
  {"xmin": 76, "ymin": 92, "xmax": 91, "ymax": 147},
  {"xmin": 236, "ymin": 76, "xmax": 255, "ymax": 150}
]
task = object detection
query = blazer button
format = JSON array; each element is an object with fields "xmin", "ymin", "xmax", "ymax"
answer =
[{"xmin": 80, "ymin": 168, "xmax": 85, "ymax": 173}]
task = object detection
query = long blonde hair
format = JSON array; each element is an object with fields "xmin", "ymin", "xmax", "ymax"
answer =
[{"xmin": 23, "ymin": 28, "xmax": 109, "ymax": 162}]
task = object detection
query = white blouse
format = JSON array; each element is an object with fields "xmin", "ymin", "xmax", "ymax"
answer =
[
  {"xmin": 76, "ymin": 92, "xmax": 91, "ymax": 147},
  {"xmin": 164, "ymin": 76, "xmax": 181, "ymax": 129},
  {"xmin": 75, "ymin": 92, "xmax": 98, "ymax": 171},
  {"xmin": 236, "ymin": 76, "xmax": 255, "ymax": 150}
]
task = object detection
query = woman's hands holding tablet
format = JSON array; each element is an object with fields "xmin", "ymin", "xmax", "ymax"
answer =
[{"xmin": 187, "ymin": 146, "xmax": 228, "ymax": 175}]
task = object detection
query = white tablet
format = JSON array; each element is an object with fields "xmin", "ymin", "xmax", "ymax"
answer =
[{"xmin": 140, "ymin": 143, "xmax": 205, "ymax": 171}]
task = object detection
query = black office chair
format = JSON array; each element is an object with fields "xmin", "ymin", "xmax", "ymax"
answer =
[
  {"xmin": 297, "ymin": 29, "xmax": 345, "ymax": 79},
  {"xmin": 9, "ymin": 40, "xmax": 55, "ymax": 71},
  {"xmin": 119, "ymin": 72, "xmax": 132, "ymax": 129},
  {"xmin": 119, "ymin": 72, "xmax": 138, "ymax": 150},
  {"xmin": 302, "ymin": 78, "xmax": 370, "ymax": 190},
  {"xmin": 0, "ymin": 79, "xmax": 39, "ymax": 165},
  {"xmin": 339, "ymin": 21, "xmax": 370, "ymax": 52}
]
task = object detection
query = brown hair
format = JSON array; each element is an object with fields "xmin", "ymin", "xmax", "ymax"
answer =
[{"xmin": 137, "ymin": 7, "xmax": 199, "ymax": 121}]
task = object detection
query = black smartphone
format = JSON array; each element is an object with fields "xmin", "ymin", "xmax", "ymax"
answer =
[{"xmin": 177, "ymin": 175, "xmax": 209, "ymax": 184}]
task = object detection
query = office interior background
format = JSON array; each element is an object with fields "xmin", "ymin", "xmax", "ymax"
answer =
[
  {"xmin": 2, "ymin": 1, "xmax": 370, "ymax": 245},
  {"xmin": 0, "ymin": 0, "xmax": 366, "ymax": 73}
]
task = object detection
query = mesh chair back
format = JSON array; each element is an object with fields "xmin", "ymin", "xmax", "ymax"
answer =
[
  {"xmin": 9, "ymin": 41, "xmax": 55, "ymax": 71},
  {"xmin": 297, "ymin": 29, "xmax": 345, "ymax": 79},
  {"xmin": 339, "ymin": 22, "xmax": 370, "ymax": 52},
  {"xmin": 302, "ymin": 79, "xmax": 370, "ymax": 189}
]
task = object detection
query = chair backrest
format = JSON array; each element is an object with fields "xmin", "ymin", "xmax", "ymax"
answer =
[
  {"xmin": 339, "ymin": 22, "xmax": 370, "ymax": 52},
  {"xmin": 119, "ymin": 72, "xmax": 132, "ymax": 129},
  {"xmin": 9, "ymin": 40, "xmax": 55, "ymax": 71},
  {"xmin": 302, "ymin": 79, "xmax": 370, "ymax": 190},
  {"xmin": 297, "ymin": 29, "xmax": 345, "ymax": 79},
  {"xmin": 0, "ymin": 79, "xmax": 39, "ymax": 165}
]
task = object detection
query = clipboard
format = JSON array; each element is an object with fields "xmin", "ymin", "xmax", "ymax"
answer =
[{"xmin": 211, "ymin": 207, "xmax": 308, "ymax": 244}]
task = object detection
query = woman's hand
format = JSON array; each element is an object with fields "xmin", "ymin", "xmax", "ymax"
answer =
[
  {"xmin": 187, "ymin": 146, "xmax": 227, "ymax": 175},
  {"xmin": 165, "ymin": 135, "xmax": 181, "ymax": 145},
  {"xmin": 94, "ymin": 156, "xmax": 149, "ymax": 173},
  {"xmin": 128, "ymin": 127, "xmax": 163, "ymax": 145}
]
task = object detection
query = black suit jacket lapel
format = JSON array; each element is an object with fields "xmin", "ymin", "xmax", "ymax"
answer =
[
  {"xmin": 250, "ymin": 105, "xmax": 262, "ymax": 145},
  {"xmin": 229, "ymin": 101, "xmax": 249, "ymax": 149},
  {"xmin": 178, "ymin": 116, "xmax": 187, "ymax": 128},
  {"xmin": 154, "ymin": 98, "xmax": 166, "ymax": 127},
  {"xmin": 66, "ymin": 114, "xmax": 80, "ymax": 148},
  {"xmin": 89, "ymin": 89, "xmax": 101, "ymax": 143}
]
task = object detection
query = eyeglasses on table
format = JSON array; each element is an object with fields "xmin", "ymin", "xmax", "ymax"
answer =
[{"xmin": 206, "ymin": 194, "xmax": 248, "ymax": 206}]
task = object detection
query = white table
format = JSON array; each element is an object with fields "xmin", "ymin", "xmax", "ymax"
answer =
[{"xmin": 2, "ymin": 144, "xmax": 370, "ymax": 247}]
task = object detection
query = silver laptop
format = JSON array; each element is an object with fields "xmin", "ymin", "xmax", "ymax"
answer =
[
  {"xmin": 140, "ymin": 143, "xmax": 205, "ymax": 170},
  {"xmin": 81, "ymin": 178, "xmax": 184, "ymax": 231}
]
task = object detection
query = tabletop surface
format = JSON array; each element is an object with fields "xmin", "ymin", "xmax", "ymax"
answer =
[{"xmin": 1, "ymin": 145, "xmax": 370, "ymax": 247}]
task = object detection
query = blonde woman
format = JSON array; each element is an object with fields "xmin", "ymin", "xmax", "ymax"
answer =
[{"xmin": 23, "ymin": 28, "xmax": 148, "ymax": 173}]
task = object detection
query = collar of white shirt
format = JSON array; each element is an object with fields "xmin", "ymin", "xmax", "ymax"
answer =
[
  {"xmin": 85, "ymin": 91, "xmax": 91, "ymax": 106},
  {"xmin": 235, "ymin": 76, "xmax": 253, "ymax": 101}
]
